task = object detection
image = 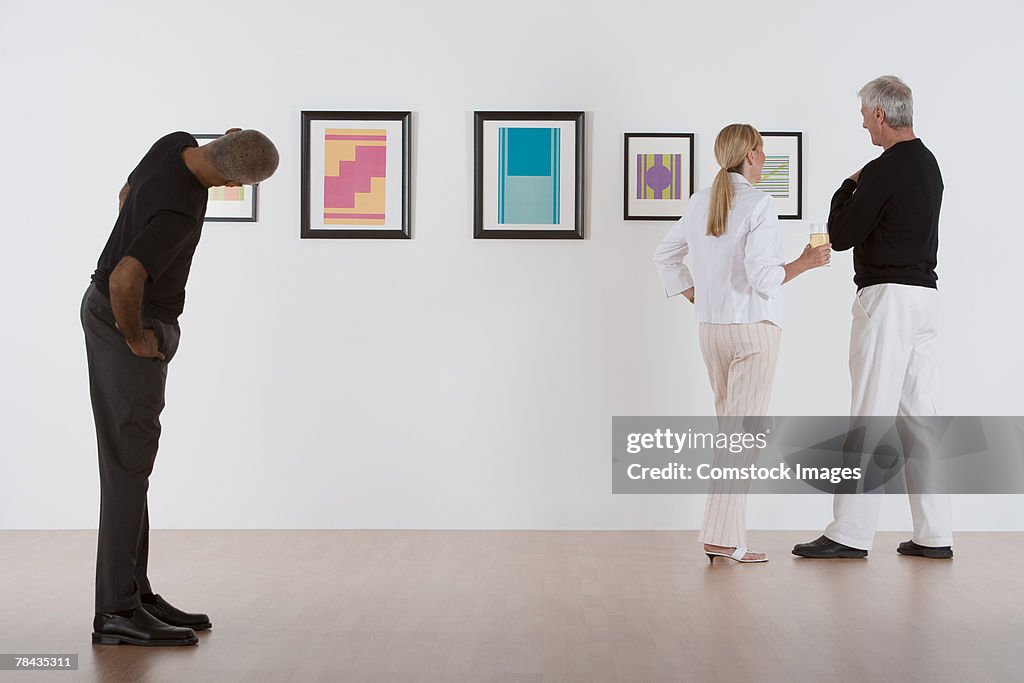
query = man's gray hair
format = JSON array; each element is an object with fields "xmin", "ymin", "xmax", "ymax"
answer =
[
  {"xmin": 858, "ymin": 75, "xmax": 914, "ymax": 129},
  {"xmin": 208, "ymin": 129, "xmax": 280, "ymax": 184}
]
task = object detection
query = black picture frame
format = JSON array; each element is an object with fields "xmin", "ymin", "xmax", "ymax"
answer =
[
  {"xmin": 473, "ymin": 111, "xmax": 585, "ymax": 239},
  {"xmin": 756, "ymin": 131, "xmax": 803, "ymax": 220},
  {"xmin": 301, "ymin": 110, "xmax": 411, "ymax": 239},
  {"xmin": 194, "ymin": 133, "xmax": 259, "ymax": 223},
  {"xmin": 623, "ymin": 132, "xmax": 696, "ymax": 221}
]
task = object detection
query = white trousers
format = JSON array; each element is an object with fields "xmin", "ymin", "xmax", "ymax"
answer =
[
  {"xmin": 696, "ymin": 322, "xmax": 781, "ymax": 548},
  {"xmin": 824, "ymin": 284, "xmax": 953, "ymax": 551}
]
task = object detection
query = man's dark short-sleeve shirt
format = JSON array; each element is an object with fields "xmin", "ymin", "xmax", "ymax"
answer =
[{"xmin": 91, "ymin": 132, "xmax": 208, "ymax": 322}]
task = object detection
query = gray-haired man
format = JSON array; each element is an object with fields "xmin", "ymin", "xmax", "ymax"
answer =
[
  {"xmin": 83, "ymin": 129, "xmax": 279, "ymax": 645},
  {"xmin": 793, "ymin": 76, "xmax": 952, "ymax": 560}
]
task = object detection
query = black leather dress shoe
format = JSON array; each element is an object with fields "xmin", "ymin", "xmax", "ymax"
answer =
[
  {"xmin": 142, "ymin": 594, "xmax": 212, "ymax": 631},
  {"xmin": 792, "ymin": 535, "xmax": 868, "ymax": 558},
  {"xmin": 92, "ymin": 609, "xmax": 198, "ymax": 646},
  {"xmin": 897, "ymin": 540, "xmax": 953, "ymax": 559}
]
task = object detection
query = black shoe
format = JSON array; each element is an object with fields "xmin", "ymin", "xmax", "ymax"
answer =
[
  {"xmin": 92, "ymin": 609, "xmax": 198, "ymax": 646},
  {"xmin": 897, "ymin": 540, "xmax": 953, "ymax": 559},
  {"xmin": 141, "ymin": 594, "xmax": 212, "ymax": 631},
  {"xmin": 792, "ymin": 535, "xmax": 868, "ymax": 558}
]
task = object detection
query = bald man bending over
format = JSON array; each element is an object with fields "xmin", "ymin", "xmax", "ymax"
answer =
[{"xmin": 82, "ymin": 129, "xmax": 279, "ymax": 646}]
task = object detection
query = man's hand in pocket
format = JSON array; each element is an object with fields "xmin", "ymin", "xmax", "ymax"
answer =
[{"xmin": 126, "ymin": 328, "xmax": 165, "ymax": 361}]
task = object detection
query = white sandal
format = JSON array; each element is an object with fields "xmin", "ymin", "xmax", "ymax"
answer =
[{"xmin": 705, "ymin": 547, "xmax": 768, "ymax": 564}]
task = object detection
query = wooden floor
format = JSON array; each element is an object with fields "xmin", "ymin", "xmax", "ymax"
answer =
[{"xmin": 0, "ymin": 530, "xmax": 1020, "ymax": 682}]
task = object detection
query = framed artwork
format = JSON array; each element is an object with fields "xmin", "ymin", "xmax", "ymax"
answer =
[
  {"xmin": 755, "ymin": 131, "xmax": 802, "ymax": 220},
  {"xmin": 194, "ymin": 134, "xmax": 259, "ymax": 222},
  {"xmin": 301, "ymin": 110, "xmax": 411, "ymax": 239},
  {"xmin": 474, "ymin": 111, "xmax": 585, "ymax": 239},
  {"xmin": 623, "ymin": 133, "xmax": 695, "ymax": 221}
]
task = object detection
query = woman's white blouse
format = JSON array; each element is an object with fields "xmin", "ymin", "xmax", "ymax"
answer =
[{"xmin": 653, "ymin": 173, "xmax": 785, "ymax": 326}]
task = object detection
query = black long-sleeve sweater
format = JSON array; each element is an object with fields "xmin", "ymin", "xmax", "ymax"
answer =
[{"xmin": 828, "ymin": 138, "xmax": 943, "ymax": 290}]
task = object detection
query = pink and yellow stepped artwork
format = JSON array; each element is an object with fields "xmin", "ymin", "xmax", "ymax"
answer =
[{"xmin": 323, "ymin": 128, "xmax": 387, "ymax": 225}]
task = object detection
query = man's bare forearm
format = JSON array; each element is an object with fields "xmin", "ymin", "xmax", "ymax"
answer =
[
  {"xmin": 108, "ymin": 256, "xmax": 148, "ymax": 344},
  {"xmin": 118, "ymin": 183, "xmax": 130, "ymax": 212}
]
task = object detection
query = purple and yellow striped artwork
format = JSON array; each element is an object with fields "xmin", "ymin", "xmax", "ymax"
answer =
[
  {"xmin": 636, "ymin": 154, "xmax": 683, "ymax": 200},
  {"xmin": 753, "ymin": 155, "xmax": 791, "ymax": 198}
]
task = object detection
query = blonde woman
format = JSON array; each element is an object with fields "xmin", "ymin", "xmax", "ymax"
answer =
[{"xmin": 653, "ymin": 124, "xmax": 830, "ymax": 563}]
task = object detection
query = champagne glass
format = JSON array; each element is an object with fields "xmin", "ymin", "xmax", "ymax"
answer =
[{"xmin": 809, "ymin": 222, "xmax": 830, "ymax": 267}]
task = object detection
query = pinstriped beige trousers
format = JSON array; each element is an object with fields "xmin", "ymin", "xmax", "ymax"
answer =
[{"xmin": 696, "ymin": 322, "xmax": 781, "ymax": 548}]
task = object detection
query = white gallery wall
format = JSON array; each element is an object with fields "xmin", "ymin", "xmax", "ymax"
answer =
[{"xmin": 1, "ymin": 0, "xmax": 1021, "ymax": 530}]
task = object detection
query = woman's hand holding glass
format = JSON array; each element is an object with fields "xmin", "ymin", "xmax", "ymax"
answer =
[{"xmin": 805, "ymin": 221, "xmax": 832, "ymax": 269}]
